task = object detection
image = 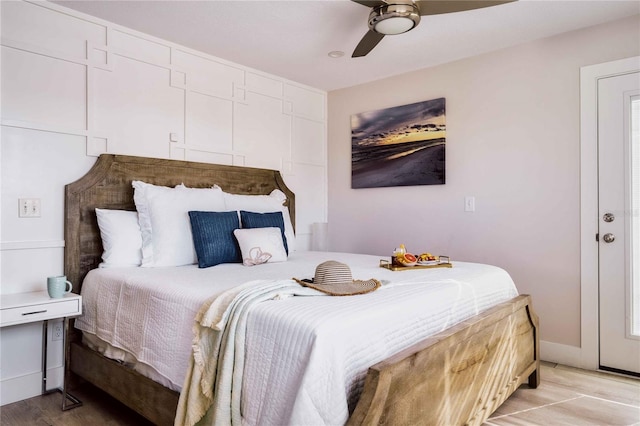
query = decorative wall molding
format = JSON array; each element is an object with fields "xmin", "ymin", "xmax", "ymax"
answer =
[
  {"xmin": 2, "ymin": 34, "xmax": 326, "ymax": 172},
  {"xmin": 1, "ymin": 37, "xmax": 92, "ymax": 68},
  {"xmin": 170, "ymin": 69, "xmax": 187, "ymax": 89},
  {"xmin": 1, "ymin": 0, "xmax": 327, "ymax": 250},
  {"xmin": 87, "ymin": 136, "xmax": 109, "ymax": 157},
  {"xmin": 0, "ymin": 240, "xmax": 65, "ymax": 251},
  {"xmin": 0, "ymin": 119, "xmax": 88, "ymax": 138},
  {"xmin": 86, "ymin": 41, "xmax": 112, "ymax": 71},
  {"xmin": 0, "ymin": 2, "xmax": 327, "ymax": 252}
]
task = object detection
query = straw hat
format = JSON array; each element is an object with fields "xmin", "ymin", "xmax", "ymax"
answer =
[{"xmin": 294, "ymin": 260, "xmax": 381, "ymax": 296}]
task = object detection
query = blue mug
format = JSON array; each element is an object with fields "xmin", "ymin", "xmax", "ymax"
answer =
[{"xmin": 47, "ymin": 276, "xmax": 72, "ymax": 299}]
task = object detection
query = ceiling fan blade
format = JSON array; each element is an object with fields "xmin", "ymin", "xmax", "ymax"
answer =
[
  {"xmin": 351, "ymin": 0, "xmax": 387, "ymax": 8},
  {"xmin": 414, "ymin": 1, "xmax": 515, "ymax": 16},
  {"xmin": 352, "ymin": 30, "xmax": 386, "ymax": 57}
]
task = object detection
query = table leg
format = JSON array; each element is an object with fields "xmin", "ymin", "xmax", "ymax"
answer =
[
  {"xmin": 61, "ymin": 317, "xmax": 82, "ymax": 410},
  {"xmin": 41, "ymin": 320, "xmax": 49, "ymax": 395},
  {"xmin": 40, "ymin": 318, "xmax": 82, "ymax": 410}
]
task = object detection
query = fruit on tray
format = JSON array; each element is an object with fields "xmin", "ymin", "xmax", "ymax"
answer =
[
  {"xmin": 403, "ymin": 253, "xmax": 417, "ymax": 263},
  {"xmin": 396, "ymin": 252, "xmax": 417, "ymax": 266},
  {"xmin": 418, "ymin": 253, "xmax": 438, "ymax": 261}
]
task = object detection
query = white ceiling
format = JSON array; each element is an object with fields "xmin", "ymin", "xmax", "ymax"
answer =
[{"xmin": 53, "ymin": 0, "xmax": 640, "ymax": 91}]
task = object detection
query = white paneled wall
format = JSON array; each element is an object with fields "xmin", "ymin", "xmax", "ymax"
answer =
[{"xmin": 0, "ymin": 0, "xmax": 326, "ymax": 405}]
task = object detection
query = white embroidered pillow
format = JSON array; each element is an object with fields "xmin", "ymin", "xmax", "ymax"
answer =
[{"xmin": 233, "ymin": 227, "xmax": 287, "ymax": 266}]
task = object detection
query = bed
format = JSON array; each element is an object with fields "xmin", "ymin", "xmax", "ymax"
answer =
[{"xmin": 64, "ymin": 154, "xmax": 539, "ymax": 426}]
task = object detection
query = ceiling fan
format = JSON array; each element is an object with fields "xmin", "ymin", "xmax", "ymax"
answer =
[{"xmin": 351, "ymin": 0, "xmax": 515, "ymax": 57}]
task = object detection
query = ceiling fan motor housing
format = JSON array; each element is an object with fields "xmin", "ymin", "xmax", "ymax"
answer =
[{"xmin": 368, "ymin": 3, "xmax": 421, "ymax": 35}]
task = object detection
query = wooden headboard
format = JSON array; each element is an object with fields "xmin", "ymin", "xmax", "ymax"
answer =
[{"xmin": 64, "ymin": 154, "xmax": 295, "ymax": 293}]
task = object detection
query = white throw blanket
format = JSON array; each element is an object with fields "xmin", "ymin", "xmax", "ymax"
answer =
[{"xmin": 175, "ymin": 279, "xmax": 323, "ymax": 426}]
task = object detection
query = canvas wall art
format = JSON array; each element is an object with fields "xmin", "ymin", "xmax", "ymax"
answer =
[{"xmin": 351, "ymin": 98, "xmax": 446, "ymax": 189}]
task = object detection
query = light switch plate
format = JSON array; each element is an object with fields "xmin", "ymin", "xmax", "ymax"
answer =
[
  {"xmin": 18, "ymin": 198, "xmax": 41, "ymax": 217},
  {"xmin": 464, "ymin": 196, "xmax": 475, "ymax": 212}
]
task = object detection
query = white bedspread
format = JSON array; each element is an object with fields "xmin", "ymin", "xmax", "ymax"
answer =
[{"xmin": 75, "ymin": 252, "xmax": 518, "ymax": 425}]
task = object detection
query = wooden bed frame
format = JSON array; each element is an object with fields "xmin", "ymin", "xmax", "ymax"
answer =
[{"xmin": 64, "ymin": 154, "xmax": 539, "ymax": 426}]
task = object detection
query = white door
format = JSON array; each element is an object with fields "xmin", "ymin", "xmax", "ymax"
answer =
[{"xmin": 598, "ymin": 71, "xmax": 640, "ymax": 375}]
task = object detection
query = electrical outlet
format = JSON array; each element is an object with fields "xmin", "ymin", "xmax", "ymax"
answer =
[{"xmin": 52, "ymin": 322, "xmax": 64, "ymax": 341}]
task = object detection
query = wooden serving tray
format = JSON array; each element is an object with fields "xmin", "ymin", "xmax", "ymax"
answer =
[{"xmin": 379, "ymin": 256, "xmax": 452, "ymax": 271}]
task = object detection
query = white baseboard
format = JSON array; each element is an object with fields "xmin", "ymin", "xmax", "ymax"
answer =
[
  {"xmin": 0, "ymin": 366, "xmax": 63, "ymax": 406},
  {"xmin": 540, "ymin": 339, "xmax": 583, "ymax": 368}
]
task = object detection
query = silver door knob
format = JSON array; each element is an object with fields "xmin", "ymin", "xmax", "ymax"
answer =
[
  {"xmin": 603, "ymin": 233, "xmax": 615, "ymax": 243},
  {"xmin": 603, "ymin": 213, "xmax": 615, "ymax": 223}
]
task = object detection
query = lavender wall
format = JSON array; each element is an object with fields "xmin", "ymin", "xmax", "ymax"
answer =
[{"xmin": 327, "ymin": 15, "xmax": 640, "ymax": 355}]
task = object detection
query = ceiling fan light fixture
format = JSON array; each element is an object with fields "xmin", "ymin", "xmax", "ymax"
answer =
[{"xmin": 369, "ymin": 3, "xmax": 420, "ymax": 35}]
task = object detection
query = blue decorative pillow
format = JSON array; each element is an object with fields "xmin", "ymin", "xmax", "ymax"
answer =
[
  {"xmin": 188, "ymin": 211, "xmax": 241, "ymax": 268},
  {"xmin": 239, "ymin": 210, "xmax": 288, "ymax": 255}
]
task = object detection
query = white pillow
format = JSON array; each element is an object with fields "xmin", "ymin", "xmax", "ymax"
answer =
[
  {"xmin": 95, "ymin": 208, "xmax": 142, "ymax": 268},
  {"xmin": 132, "ymin": 181, "xmax": 226, "ymax": 267},
  {"xmin": 222, "ymin": 189, "xmax": 296, "ymax": 252},
  {"xmin": 233, "ymin": 227, "xmax": 287, "ymax": 266}
]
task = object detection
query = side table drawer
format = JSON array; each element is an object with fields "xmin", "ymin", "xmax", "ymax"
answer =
[{"xmin": 1, "ymin": 298, "xmax": 81, "ymax": 327}]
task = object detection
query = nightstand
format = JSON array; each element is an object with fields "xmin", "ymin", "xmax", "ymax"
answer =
[{"xmin": 0, "ymin": 291, "xmax": 83, "ymax": 410}]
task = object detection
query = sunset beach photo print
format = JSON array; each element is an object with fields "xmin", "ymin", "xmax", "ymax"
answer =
[{"xmin": 351, "ymin": 98, "xmax": 446, "ymax": 189}]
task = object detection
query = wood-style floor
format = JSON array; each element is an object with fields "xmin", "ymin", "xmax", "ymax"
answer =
[
  {"xmin": 1, "ymin": 362, "xmax": 638, "ymax": 425},
  {"xmin": 485, "ymin": 362, "xmax": 639, "ymax": 425}
]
